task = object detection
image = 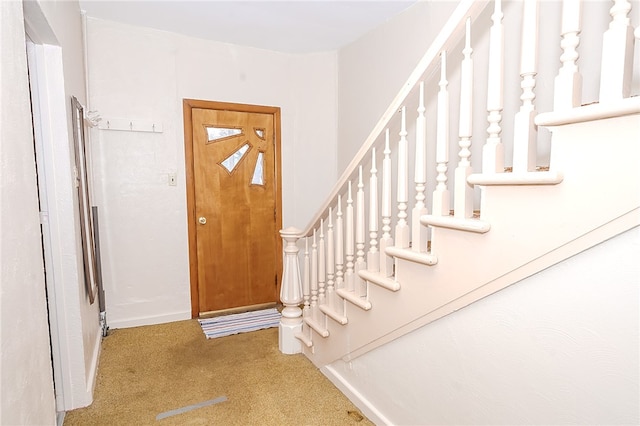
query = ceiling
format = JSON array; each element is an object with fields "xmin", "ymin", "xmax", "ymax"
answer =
[{"xmin": 79, "ymin": 1, "xmax": 417, "ymax": 54}]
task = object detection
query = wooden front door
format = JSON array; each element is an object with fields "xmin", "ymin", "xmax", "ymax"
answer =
[{"xmin": 184, "ymin": 100, "xmax": 282, "ymax": 317}]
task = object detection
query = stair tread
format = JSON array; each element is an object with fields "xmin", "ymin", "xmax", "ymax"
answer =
[
  {"xmin": 468, "ymin": 170, "xmax": 563, "ymax": 186},
  {"xmin": 536, "ymin": 96, "xmax": 640, "ymax": 126},
  {"xmin": 336, "ymin": 288, "xmax": 372, "ymax": 310},
  {"xmin": 294, "ymin": 331, "xmax": 313, "ymax": 348},
  {"xmin": 304, "ymin": 316, "xmax": 329, "ymax": 337},
  {"xmin": 385, "ymin": 246, "xmax": 438, "ymax": 265},
  {"xmin": 358, "ymin": 270, "xmax": 401, "ymax": 291},
  {"xmin": 319, "ymin": 304, "xmax": 348, "ymax": 325},
  {"xmin": 421, "ymin": 215, "xmax": 491, "ymax": 233}
]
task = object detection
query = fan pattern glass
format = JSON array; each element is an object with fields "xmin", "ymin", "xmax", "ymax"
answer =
[
  {"xmin": 206, "ymin": 126, "xmax": 242, "ymax": 143},
  {"xmin": 209, "ymin": 126, "xmax": 266, "ymax": 186},
  {"xmin": 252, "ymin": 152, "xmax": 265, "ymax": 185},
  {"xmin": 221, "ymin": 143, "xmax": 250, "ymax": 173}
]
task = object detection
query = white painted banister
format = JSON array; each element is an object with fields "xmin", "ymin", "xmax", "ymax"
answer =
[
  {"xmin": 310, "ymin": 229, "xmax": 318, "ymax": 319},
  {"xmin": 279, "ymin": 227, "xmax": 303, "ymax": 354},
  {"xmin": 483, "ymin": 0, "xmax": 505, "ymax": 174},
  {"xmin": 512, "ymin": 0, "xmax": 539, "ymax": 173},
  {"xmin": 321, "ymin": 196, "xmax": 348, "ymax": 325},
  {"xmin": 380, "ymin": 131, "xmax": 394, "ymax": 277},
  {"xmin": 432, "ymin": 51, "xmax": 451, "ymax": 216},
  {"xmin": 554, "ymin": 0, "xmax": 582, "ymax": 110},
  {"xmin": 297, "ymin": 0, "xmax": 491, "ymax": 238},
  {"xmin": 454, "ymin": 18, "xmax": 474, "ymax": 219},
  {"xmin": 339, "ymin": 176, "xmax": 374, "ymax": 311},
  {"xmin": 318, "ymin": 219, "xmax": 326, "ymax": 308},
  {"xmin": 368, "ymin": 149, "xmax": 380, "ymax": 272},
  {"xmin": 412, "ymin": 82, "xmax": 428, "ymax": 252},
  {"xmin": 326, "ymin": 208, "xmax": 335, "ymax": 308},
  {"xmin": 304, "ymin": 225, "xmax": 329, "ymax": 338},
  {"xmin": 302, "ymin": 237, "xmax": 310, "ymax": 316},
  {"xmin": 355, "ymin": 166, "xmax": 367, "ymax": 297},
  {"xmin": 599, "ymin": 0, "xmax": 635, "ymax": 102},
  {"xmin": 334, "ymin": 195, "xmax": 345, "ymax": 310},
  {"xmin": 345, "ymin": 181, "xmax": 355, "ymax": 293},
  {"xmin": 395, "ymin": 107, "xmax": 410, "ymax": 248},
  {"xmin": 282, "ymin": 0, "xmax": 639, "ymax": 369}
]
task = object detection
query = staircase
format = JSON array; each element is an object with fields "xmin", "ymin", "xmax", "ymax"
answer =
[{"xmin": 278, "ymin": 0, "xmax": 640, "ymax": 368}]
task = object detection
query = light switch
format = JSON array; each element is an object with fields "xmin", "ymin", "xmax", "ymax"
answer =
[{"xmin": 168, "ymin": 173, "xmax": 177, "ymax": 186}]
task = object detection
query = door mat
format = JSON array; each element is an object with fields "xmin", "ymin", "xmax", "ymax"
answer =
[{"xmin": 198, "ymin": 308, "xmax": 281, "ymax": 339}]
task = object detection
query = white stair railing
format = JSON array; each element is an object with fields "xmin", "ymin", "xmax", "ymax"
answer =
[
  {"xmin": 512, "ymin": 0, "xmax": 539, "ymax": 173},
  {"xmin": 482, "ymin": 0, "xmax": 505, "ymax": 174},
  {"xmin": 355, "ymin": 167, "xmax": 367, "ymax": 298},
  {"xmin": 554, "ymin": 0, "xmax": 582, "ymax": 111},
  {"xmin": 367, "ymin": 150, "xmax": 380, "ymax": 272},
  {"xmin": 280, "ymin": 0, "xmax": 639, "ymax": 356},
  {"xmin": 453, "ymin": 19, "xmax": 474, "ymax": 219},
  {"xmin": 318, "ymin": 220, "xmax": 326, "ymax": 308},
  {"xmin": 379, "ymin": 132, "xmax": 394, "ymax": 277},
  {"xmin": 432, "ymin": 52, "xmax": 451, "ymax": 216},
  {"xmin": 395, "ymin": 107, "xmax": 410, "ymax": 249},
  {"xmin": 412, "ymin": 84, "xmax": 428, "ymax": 252},
  {"xmin": 599, "ymin": 0, "xmax": 635, "ymax": 101}
]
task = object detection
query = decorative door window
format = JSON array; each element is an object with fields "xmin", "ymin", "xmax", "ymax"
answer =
[
  {"xmin": 206, "ymin": 125, "xmax": 266, "ymax": 186},
  {"xmin": 251, "ymin": 152, "xmax": 265, "ymax": 186},
  {"xmin": 220, "ymin": 143, "xmax": 250, "ymax": 173},
  {"xmin": 206, "ymin": 126, "xmax": 243, "ymax": 143}
]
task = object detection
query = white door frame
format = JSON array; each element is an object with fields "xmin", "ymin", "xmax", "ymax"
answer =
[
  {"xmin": 24, "ymin": 4, "xmax": 97, "ymax": 412},
  {"xmin": 25, "ymin": 38, "xmax": 71, "ymax": 413}
]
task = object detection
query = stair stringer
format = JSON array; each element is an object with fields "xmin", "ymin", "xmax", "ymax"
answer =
[{"xmin": 302, "ymin": 112, "xmax": 640, "ymax": 368}]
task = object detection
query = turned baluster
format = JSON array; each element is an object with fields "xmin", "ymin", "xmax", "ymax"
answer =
[
  {"xmin": 368, "ymin": 149, "xmax": 380, "ymax": 272},
  {"xmin": 334, "ymin": 195, "xmax": 345, "ymax": 312},
  {"xmin": 355, "ymin": 166, "xmax": 367, "ymax": 297},
  {"xmin": 454, "ymin": 18, "xmax": 474, "ymax": 219},
  {"xmin": 380, "ymin": 131, "xmax": 394, "ymax": 277},
  {"xmin": 513, "ymin": 0, "xmax": 539, "ymax": 173},
  {"xmin": 412, "ymin": 82, "xmax": 428, "ymax": 251},
  {"xmin": 433, "ymin": 51, "xmax": 451, "ymax": 216},
  {"xmin": 325, "ymin": 208, "xmax": 335, "ymax": 309},
  {"xmin": 600, "ymin": 0, "xmax": 634, "ymax": 102},
  {"xmin": 395, "ymin": 107, "xmax": 410, "ymax": 248},
  {"xmin": 345, "ymin": 181, "xmax": 355, "ymax": 293},
  {"xmin": 483, "ymin": 0, "xmax": 505, "ymax": 173},
  {"xmin": 554, "ymin": 0, "xmax": 582, "ymax": 110},
  {"xmin": 302, "ymin": 237, "xmax": 310, "ymax": 317},
  {"xmin": 310, "ymin": 229, "xmax": 318, "ymax": 321},
  {"xmin": 318, "ymin": 218, "xmax": 326, "ymax": 309}
]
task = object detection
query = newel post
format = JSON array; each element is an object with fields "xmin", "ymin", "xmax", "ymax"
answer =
[{"xmin": 279, "ymin": 227, "xmax": 303, "ymax": 354}]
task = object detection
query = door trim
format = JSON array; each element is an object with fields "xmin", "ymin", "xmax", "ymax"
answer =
[{"xmin": 183, "ymin": 99, "xmax": 283, "ymax": 318}]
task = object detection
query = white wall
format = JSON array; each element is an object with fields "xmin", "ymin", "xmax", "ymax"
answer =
[
  {"xmin": 0, "ymin": 2, "xmax": 56, "ymax": 424},
  {"xmin": 86, "ymin": 18, "xmax": 338, "ymax": 327},
  {"xmin": 2, "ymin": 0, "xmax": 102, "ymax": 418},
  {"xmin": 337, "ymin": 1, "xmax": 457, "ymax": 174},
  {"xmin": 327, "ymin": 227, "xmax": 640, "ymax": 425}
]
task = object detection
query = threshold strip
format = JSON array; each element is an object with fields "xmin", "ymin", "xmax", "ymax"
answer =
[{"xmin": 156, "ymin": 396, "xmax": 228, "ymax": 420}]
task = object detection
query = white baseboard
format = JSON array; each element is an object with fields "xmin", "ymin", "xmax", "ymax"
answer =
[
  {"xmin": 321, "ymin": 364, "xmax": 393, "ymax": 426},
  {"xmin": 108, "ymin": 311, "xmax": 191, "ymax": 329},
  {"xmin": 85, "ymin": 327, "xmax": 102, "ymax": 397}
]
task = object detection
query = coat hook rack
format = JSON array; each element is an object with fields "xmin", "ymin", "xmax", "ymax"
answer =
[{"xmin": 98, "ymin": 117, "xmax": 163, "ymax": 133}]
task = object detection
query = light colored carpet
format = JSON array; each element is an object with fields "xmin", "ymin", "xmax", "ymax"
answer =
[{"xmin": 63, "ymin": 320, "xmax": 372, "ymax": 425}]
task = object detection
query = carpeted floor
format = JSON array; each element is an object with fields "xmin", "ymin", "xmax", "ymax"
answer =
[{"xmin": 63, "ymin": 320, "xmax": 372, "ymax": 425}]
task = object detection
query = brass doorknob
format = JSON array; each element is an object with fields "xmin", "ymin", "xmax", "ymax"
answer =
[{"xmin": 198, "ymin": 216, "xmax": 207, "ymax": 225}]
